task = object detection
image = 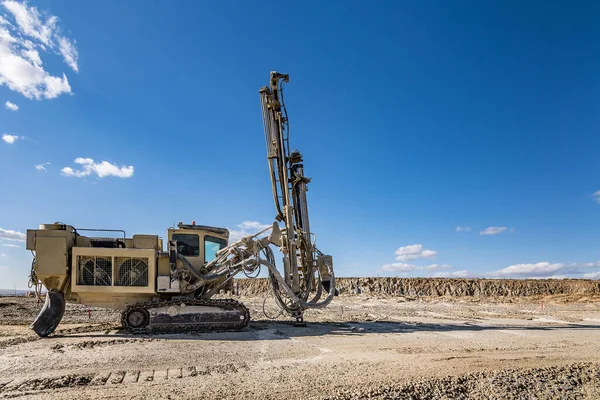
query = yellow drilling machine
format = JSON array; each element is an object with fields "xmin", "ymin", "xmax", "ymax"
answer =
[{"xmin": 26, "ymin": 72, "xmax": 336, "ymax": 337}]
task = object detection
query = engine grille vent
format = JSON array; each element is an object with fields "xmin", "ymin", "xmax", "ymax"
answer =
[
  {"xmin": 115, "ymin": 257, "xmax": 149, "ymax": 287},
  {"xmin": 78, "ymin": 256, "xmax": 112, "ymax": 286},
  {"xmin": 90, "ymin": 238, "xmax": 119, "ymax": 248}
]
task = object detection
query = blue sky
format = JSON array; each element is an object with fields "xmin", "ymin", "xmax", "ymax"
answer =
[{"xmin": 1, "ymin": 0, "xmax": 600, "ymax": 288}]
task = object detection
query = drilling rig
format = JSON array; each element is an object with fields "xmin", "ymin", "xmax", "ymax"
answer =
[{"xmin": 26, "ymin": 72, "xmax": 335, "ymax": 337}]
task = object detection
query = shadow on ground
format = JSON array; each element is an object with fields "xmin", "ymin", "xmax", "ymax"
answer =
[{"xmin": 51, "ymin": 319, "xmax": 600, "ymax": 342}]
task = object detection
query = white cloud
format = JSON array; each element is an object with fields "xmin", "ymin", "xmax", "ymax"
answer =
[
  {"xmin": 490, "ymin": 262, "xmax": 563, "ymax": 277},
  {"xmin": 1, "ymin": 133, "xmax": 20, "ymax": 143},
  {"xmin": 424, "ymin": 264, "xmax": 452, "ymax": 271},
  {"xmin": 381, "ymin": 263, "xmax": 452, "ymax": 273},
  {"xmin": 1, "ymin": 253, "xmax": 6, "ymax": 257},
  {"xmin": 488, "ymin": 260, "xmax": 600, "ymax": 279},
  {"xmin": 381, "ymin": 258, "xmax": 600, "ymax": 279},
  {"xmin": 60, "ymin": 166, "xmax": 81, "ymax": 176},
  {"xmin": 433, "ymin": 270, "xmax": 470, "ymax": 278},
  {"xmin": 74, "ymin": 157, "xmax": 93, "ymax": 165},
  {"xmin": 583, "ymin": 271, "xmax": 600, "ymax": 279},
  {"xmin": 592, "ymin": 191, "xmax": 600, "ymax": 204},
  {"xmin": 394, "ymin": 244, "xmax": 437, "ymax": 261},
  {"xmin": 0, "ymin": 0, "xmax": 77, "ymax": 99},
  {"xmin": 455, "ymin": 226, "xmax": 471, "ymax": 232},
  {"xmin": 2, "ymin": 243, "xmax": 20, "ymax": 248},
  {"xmin": 4, "ymin": 100, "xmax": 18, "ymax": 110},
  {"xmin": 228, "ymin": 221, "xmax": 271, "ymax": 242},
  {"xmin": 89, "ymin": 161, "xmax": 134, "ymax": 178},
  {"xmin": 21, "ymin": 48, "xmax": 41, "ymax": 66},
  {"xmin": 0, "ymin": 227, "xmax": 25, "ymax": 241},
  {"xmin": 35, "ymin": 161, "xmax": 50, "ymax": 171},
  {"xmin": 57, "ymin": 35, "xmax": 77, "ymax": 72},
  {"xmin": 585, "ymin": 261, "xmax": 600, "ymax": 268},
  {"xmin": 237, "ymin": 221, "xmax": 271, "ymax": 230},
  {"xmin": 480, "ymin": 226, "xmax": 507, "ymax": 236},
  {"xmin": 2, "ymin": 0, "xmax": 56, "ymax": 46},
  {"xmin": 61, "ymin": 157, "xmax": 134, "ymax": 179},
  {"xmin": 381, "ymin": 262, "xmax": 420, "ymax": 272}
]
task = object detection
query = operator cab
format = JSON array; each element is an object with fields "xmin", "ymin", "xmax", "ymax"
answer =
[{"xmin": 167, "ymin": 222, "xmax": 228, "ymax": 270}]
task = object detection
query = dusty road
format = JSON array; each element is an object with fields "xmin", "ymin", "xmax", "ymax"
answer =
[{"xmin": 1, "ymin": 295, "xmax": 599, "ymax": 399}]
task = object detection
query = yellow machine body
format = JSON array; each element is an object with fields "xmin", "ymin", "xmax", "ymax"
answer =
[{"xmin": 27, "ymin": 222, "xmax": 229, "ymax": 311}]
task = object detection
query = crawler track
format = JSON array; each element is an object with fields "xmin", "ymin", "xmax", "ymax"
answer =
[{"xmin": 121, "ymin": 298, "xmax": 250, "ymax": 334}]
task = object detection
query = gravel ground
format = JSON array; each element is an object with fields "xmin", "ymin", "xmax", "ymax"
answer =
[
  {"xmin": 320, "ymin": 363, "xmax": 600, "ymax": 399},
  {"xmin": 0, "ymin": 294, "xmax": 599, "ymax": 399}
]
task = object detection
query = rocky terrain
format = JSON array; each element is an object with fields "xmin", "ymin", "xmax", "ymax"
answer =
[
  {"xmin": 320, "ymin": 363, "xmax": 600, "ymax": 400},
  {"xmin": 0, "ymin": 280, "xmax": 599, "ymax": 399},
  {"xmin": 234, "ymin": 277, "xmax": 600, "ymax": 297}
]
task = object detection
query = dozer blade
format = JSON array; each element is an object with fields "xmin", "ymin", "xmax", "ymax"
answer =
[{"xmin": 31, "ymin": 291, "xmax": 66, "ymax": 337}]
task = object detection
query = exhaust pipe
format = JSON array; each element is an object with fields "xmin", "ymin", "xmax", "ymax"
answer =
[{"xmin": 31, "ymin": 291, "xmax": 66, "ymax": 337}]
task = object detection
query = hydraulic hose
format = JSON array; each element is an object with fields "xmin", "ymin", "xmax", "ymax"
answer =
[
  {"xmin": 176, "ymin": 253, "xmax": 228, "ymax": 284},
  {"xmin": 259, "ymin": 259, "xmax": 335, "ymax": 310}
]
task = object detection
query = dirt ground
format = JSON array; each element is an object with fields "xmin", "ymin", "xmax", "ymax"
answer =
[{"xmin": 1, "ymin": 294, "xmax": 599, "ymax": 399}]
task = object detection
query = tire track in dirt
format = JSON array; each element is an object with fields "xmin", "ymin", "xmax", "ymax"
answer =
[
  {"xmin": 71, "ymin": 338, "xmax": 155, "ymax": 350},
  {"xmin": 0, "ymin": 363, "xmax": 249, "ymax": 395},
  {"xmin": 0, "ymin": 323, "xmax": 119, "ymax": 349},
  {"xmin": 0, "ymin": 336, "xmax": 38, "ymax": 349}
]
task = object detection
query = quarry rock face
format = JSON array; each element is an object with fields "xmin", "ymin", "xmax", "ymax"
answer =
[{"xmin": 233, "ymin": 277, "xmax": 600, "ymax": 297}]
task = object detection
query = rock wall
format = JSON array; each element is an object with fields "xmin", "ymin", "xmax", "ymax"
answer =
[{"xmin": 233, "ymin": 277, "xmax": 600, "ymax": 298}]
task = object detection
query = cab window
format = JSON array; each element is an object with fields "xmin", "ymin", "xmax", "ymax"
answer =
[
  {"xmin": 204, "ymin": 235, "xmax": 227, "ymax": 263},
  {"xmin": 172, "ymin": 234, "xmax": 199, "ymax": 257}
]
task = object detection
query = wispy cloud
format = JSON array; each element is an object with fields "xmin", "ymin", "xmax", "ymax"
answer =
[
  {"xmin": 455, "ymin": 226, "xmax": 471, "ymax": 232},
  {"xmin": 488, "ymin": 261, "xmax": 600, "ymax": 279},
  {"xmin": 433, "ymin": 270, "xmax": 470, "ymax": 278},
  {"xmin": 382, "ymin": 262, "xmax": 452, "ymax": 273},
  {"xmin": 489, "ymin": 262, "xmax": 564, "ymax": 278},
  {"xmin": 592, "ymin": 191, "xmax": 600, "ymax": 204},
  {"xmin": 479, "ymin": 226, "xmax": 507, "ymax": 236},
  {"xmin": 228, "ymin": 221, "xmax": 271, "ymax": 242},
  {"xmin": 584, "ymin": 271, "xmax": 600, "ymax": 279},
  {"xmin": 237, "ymin": 221, "xmax": 271, "ymax": 231},
  {"xmin": 0, "ymin": 0, "xmax": 77, "ymax": 99},
  {"xmin": 424, "ymin": 264, "xmax": 452, "ymax": 271},
  {"xmin": 380, "ymin": 259, "xmax": 600, "ymax": 280},
  {"xmin": 56, "ymin": 35, "xmax": 78, "ymax": 72},
  {"xmin": 381, "ymin": 262, "xmax": 420, "ymax": 273},
  {"xmin": 394, "ymin": 244, "xmax": 437, "ymax": 261},
  {"xmin": 35, "ymin": 161, "xmax": 50, "ymax": 171},
  {"xmin": 61, "ymin": 157, "xmax": 134, "ymax": 179},
  {"xmin": 2, "ymin": 243, "xmax": 21, "ymax": 248},
  {"xmin": 4, "ymin": 100, "xmax": 18, "ymax": 110},
  {"xmin": 0, "ymin": 227, "xmax": 25, "ymax": 241},
  {"xmin": 380, "ymin": 244, "xmax": 444, "ymax": 275}
]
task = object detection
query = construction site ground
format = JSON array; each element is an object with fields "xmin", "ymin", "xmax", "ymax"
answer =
[{"xmin": 1, "ymin": 294, "xmax": 599, "ymax": 399}]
